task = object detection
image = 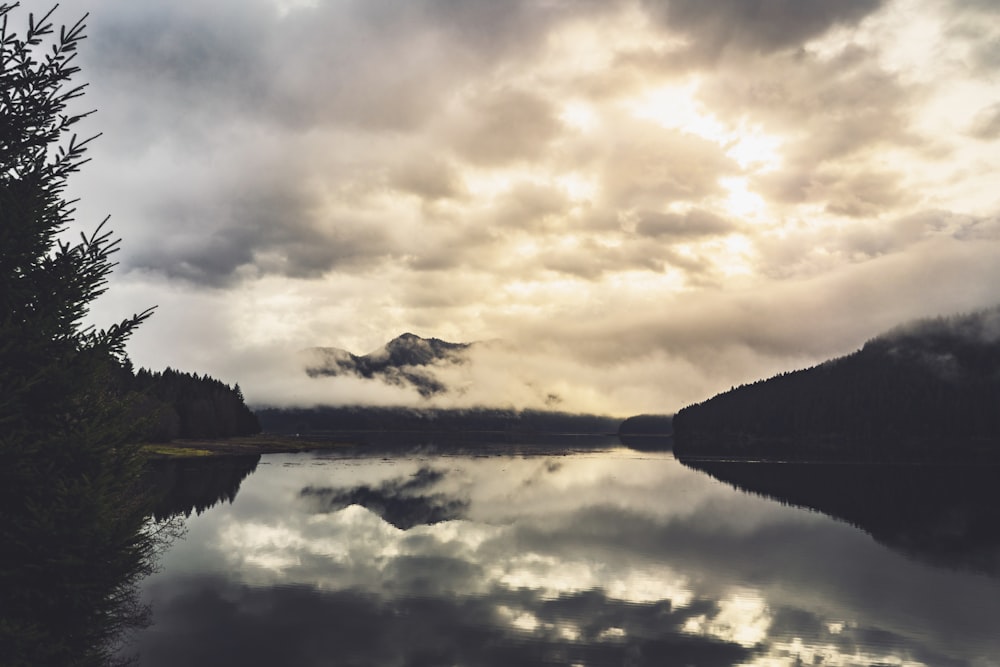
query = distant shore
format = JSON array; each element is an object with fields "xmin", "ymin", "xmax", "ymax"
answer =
[{"xmin": 142, "ymin": 433, "xmax": 357, "ymax": 459}]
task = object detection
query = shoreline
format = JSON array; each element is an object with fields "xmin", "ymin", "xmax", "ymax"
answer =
[{"xmin": 142, "ymin": 433, "xmax": 357, "ymax": 459}]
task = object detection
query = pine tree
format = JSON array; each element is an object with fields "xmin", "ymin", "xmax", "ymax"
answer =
[{"xmin": 0, "ymin": 5, "xmax": 159, "ymax": 664}]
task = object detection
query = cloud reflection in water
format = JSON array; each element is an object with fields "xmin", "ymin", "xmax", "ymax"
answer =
[{"xmin": 128, "ymin": 449, "xmax": 1000, "ymax": 666}]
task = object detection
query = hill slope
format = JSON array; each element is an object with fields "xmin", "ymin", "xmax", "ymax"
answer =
[{"xmin": 673, "ymin": 307, "xmax": 1000, "ymax": 461}]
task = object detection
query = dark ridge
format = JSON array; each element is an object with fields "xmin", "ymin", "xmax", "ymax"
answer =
[{"xmin": 673, "ymin": 306, "xmax": 1000, "ymax": 462}]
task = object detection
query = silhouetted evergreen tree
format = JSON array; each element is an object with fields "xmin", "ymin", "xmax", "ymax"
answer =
[{"xmin": 0, "ymin": 6, "xmax": 160, "ymax": 664}]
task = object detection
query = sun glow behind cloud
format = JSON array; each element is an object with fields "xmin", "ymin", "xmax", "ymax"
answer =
[
  {"xmin": 719, "ymin": 177, "xmax": 766, "ymax": 219},
  {"xmin": 627, "ymin": 79, "xmax": 715, "ymax": 133},
  {"xmin": 72, "ymin": 0, "xmax": 1000, "ymax": 413},
  {"xmin": 628, "ymin": 80, "xmax": 784, "ymax": 173}
]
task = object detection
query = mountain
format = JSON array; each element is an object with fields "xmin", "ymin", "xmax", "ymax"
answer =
[
  {"xmin": 304, "ymin": 333, "xmax": 472, "ymax": 397},
  {"xmin": 673, "ymin": 306, "xmax": 1000, "ymax": 462}
]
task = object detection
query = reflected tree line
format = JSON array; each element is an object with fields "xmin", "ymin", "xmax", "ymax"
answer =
[
  {"xmin": 146, "ymin": 455, "xmax": 260, "ymax": 522},
  {"xmin": 0, "ymin": 451, "xmax": 258, "ymax": 665},
  {"xmin": 685, "ymin": 459, "xmax": 1000, "ymax": 576}
]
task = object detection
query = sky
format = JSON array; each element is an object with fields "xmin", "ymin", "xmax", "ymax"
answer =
[{"xmin": 51, "ymin": 0, "xmax": 1000, "ymax": 414}]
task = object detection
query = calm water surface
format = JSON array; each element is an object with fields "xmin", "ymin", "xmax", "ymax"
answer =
[{"xmin": 127, "ymin": 440, "xmax": 1000, "ymax": 666}]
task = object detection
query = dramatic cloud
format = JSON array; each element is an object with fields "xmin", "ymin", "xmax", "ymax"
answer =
[
  {"xmin": 969, "ymin": 102, "xmax": 1000, "ymax": 140},
  {"xmin": 641, "ymin": 0, "xmax": 886, "ymax": 60},
  {"xmin": 47, "ymin": 0, "xmax": 999, "ymax": 414}
]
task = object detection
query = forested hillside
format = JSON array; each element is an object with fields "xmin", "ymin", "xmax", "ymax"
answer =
[{"xmin": 673, "ymin": 307, "xmax": 1000, "ymax": 461}]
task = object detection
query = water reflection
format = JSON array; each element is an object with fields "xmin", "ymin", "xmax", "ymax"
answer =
[
  {"xmin": 146, "ymin": 454, "xmax": 260, "ymax": 521},
  {"xmin": 300, "ymin": 466, "xmax": 468, "ymax": 529},
  {"xmin": 128, "ymin": 447, "xmax": 1000, "ymax": 666},
  {"xmin": 1, "ymin": 458, "xmax": 179, "ymax": 666},
  {"xmin": 684, "ymin": 459, "xmax": 1000, "ymax": 577}
]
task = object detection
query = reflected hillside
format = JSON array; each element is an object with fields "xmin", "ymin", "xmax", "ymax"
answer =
[
  {"xmin": 300, "ymin": 466, "xmax": 469, "ymax": 529},
  {"xmin": 146, "ymin": 455, "xmax": 260, "ymax": 521},
  {"xmin": 684, "ymin": 459, "xmax": 1000, "ymax": 576},
  {"xmin": 618, "ymin": 413, "xmax": 674, "ymax": 452}
]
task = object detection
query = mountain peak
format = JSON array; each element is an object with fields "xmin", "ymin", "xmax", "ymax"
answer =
[{"xmin": 304, "ymin": 333, "xmax": 473, "ymax": 397}]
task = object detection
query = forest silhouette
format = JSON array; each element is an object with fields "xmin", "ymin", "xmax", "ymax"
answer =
[{"xmin": 673, "ymin": 307, "xmax": 1000, "ymax": 461}]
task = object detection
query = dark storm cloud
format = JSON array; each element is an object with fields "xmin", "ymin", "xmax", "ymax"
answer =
[
  {"xmin": 448, "ymin": 86, "xmax": 564, "ymax": 166},
  {"xmin": 124, "ymin": 177, "xmax": 394, "ymax": 286},
  {"xmin": 950, "ymin": 0, "xmax": 1000, "ymax": 13},
  {"xmin": 538, "ymin": 236, "xmax": 718, "ymax": 281},
  {"xmin": 84, "ymin": 0, "xmax": 604, "ymax": 134},
  {"xmin": 972, "ymin": 38, "xmax": 1000, "ymax": 73},
  {"xmin": 77, "ymin": 0, "xmax": 613, "ymax": 287},
  {"xmin": 404, "ymin": 229, "xmax": 498, "ymax": 273},
  {"xmin": 84, "ymin": 2, "xmax": 274, "ymax": 137},
  {"xmin": 969, "ymin": 102, "xmax": 1000, "ymax": 140},
  {"xmin": 490, "ymin": 182, "xmax": 571, "ymax": 231},
  {"xmin": 541, "ymin": 239, "xmax": 668, "ymax": 280},
  {"xmin": 634, "ymin": 209, "xmax": 735, "ymax": 238},
  {"xmin": 389, "ymin": 157, "xmax": 465, "ymax": 201},
  {"xmin": 755, "ymin": 166, "xmax": 906, "ymax": 218},
  {"xmin": 836, "ymin": 210, "xmax": 951, "ymax": 258},
  {"xmin": 641, "ymin": 0, "xmax": 885, "ymax": 59},
  {"xmin": 953, "ymin": 214, "xmax": 1000, "ymax": 241}
]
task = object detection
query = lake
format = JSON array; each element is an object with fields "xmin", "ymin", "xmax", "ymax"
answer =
[{"xmin": 126, "ymin": 437, "xmax": 1000, "ymax": 666}]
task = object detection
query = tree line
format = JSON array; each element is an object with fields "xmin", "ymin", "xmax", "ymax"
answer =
[
  {"xmin": 256, "ymin": 405, "xmax": 619, "ymax": 436},
  {"xmin": 673, "ymin": 307, "xmax": 1000, "ymax": 461},
  {"xmin": 126, "ymin": 366, "xmax": 261, "ymax": 442}
]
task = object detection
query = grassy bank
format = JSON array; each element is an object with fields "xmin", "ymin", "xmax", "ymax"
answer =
[{"xmin": 142, "ymin": 433, "xmax": 357, "ymax": 459}]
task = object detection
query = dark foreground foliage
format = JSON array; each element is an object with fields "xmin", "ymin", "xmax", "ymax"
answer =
[{"xmin": 0, "ymin": 6, "xmax": 177, "ymax": 664}]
